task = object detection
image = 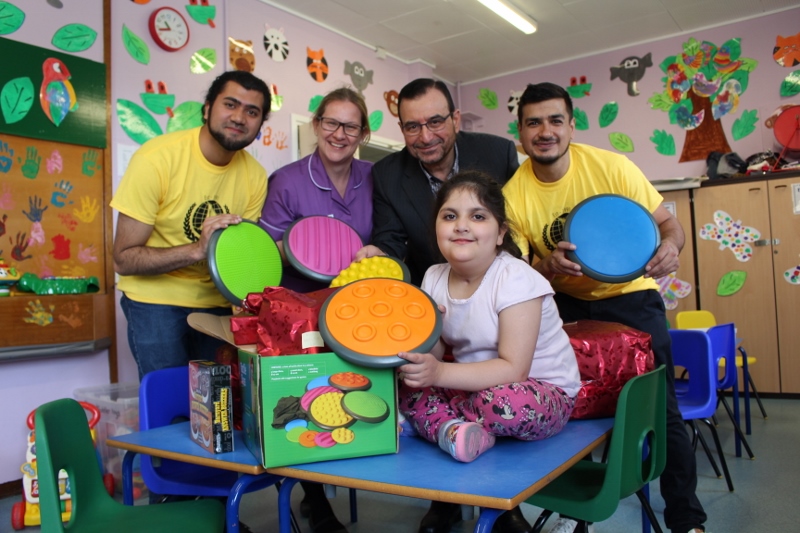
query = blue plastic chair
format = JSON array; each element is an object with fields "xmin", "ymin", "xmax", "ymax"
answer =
[
  {"xmin": 706, "ymin": 324, "xmax": 754, "ymax": 459},
  {"xmin": 139, "ymin": 366, "xmax": 297, "ymax": 533},
  {"xmin": 670, "ymin": 329, "xmax": 734, "ymax": 492}
]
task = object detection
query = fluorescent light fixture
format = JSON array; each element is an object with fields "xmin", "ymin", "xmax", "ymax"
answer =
[{"xmin": 477, "ymin": 0, "xmax": 537, "ymax": 34}]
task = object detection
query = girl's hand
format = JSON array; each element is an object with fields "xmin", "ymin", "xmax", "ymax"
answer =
[{"xmin": 397, "ymin": 351, "xmax": 441, "ymax": 389}]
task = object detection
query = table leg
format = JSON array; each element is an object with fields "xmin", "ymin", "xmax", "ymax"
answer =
[
  {"xmin": 474, "ymin": 507, "xmax": 503, "ymax": 533},
  {"xmin": 279, "ymin": 478, "xmax": 300, "ymax": 533},
  {"xmin": 121, "ymin": 450, "xmax": 137, "ymax": 506}
]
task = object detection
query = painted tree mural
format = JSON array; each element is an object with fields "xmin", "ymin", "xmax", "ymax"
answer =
[{"xmin": 648, "ymin": 38, "xmax": 757, "ymax": 162}]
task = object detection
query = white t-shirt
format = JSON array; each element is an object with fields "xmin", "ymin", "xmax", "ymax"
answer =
[{"xmin": 422, "ymin": 252, "xmax": 581, "ymax": 398}]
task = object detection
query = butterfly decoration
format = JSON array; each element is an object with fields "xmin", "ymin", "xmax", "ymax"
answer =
[
  {"xmin": 784, "ymin": 264, "xmax": 800, "ymax": 285},
  {"xmin": 698, "ymin": 210, "xmax": 760, "ymax": 262},
  {"xmin": 656, "ymin": 272, "xmax": 692, "ymax": 310}
]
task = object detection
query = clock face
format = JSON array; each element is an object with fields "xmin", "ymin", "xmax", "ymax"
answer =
[{"xmin": 149, "ymin": 7, "xmax": 189, "ymax": 52}]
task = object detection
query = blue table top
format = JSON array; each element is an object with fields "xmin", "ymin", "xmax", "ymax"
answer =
[{"xmin": 108, "ymin": 417, "xmax": 613, "ymax": 509}]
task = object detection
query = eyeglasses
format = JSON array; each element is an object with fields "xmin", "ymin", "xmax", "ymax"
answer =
[
  {"xmin": 400, "ymin": 113, "xmax": 453, "ymax": 136},
  {"xmin": 317, "ymin": 117, "xmax": 363, "ymax": 137}
]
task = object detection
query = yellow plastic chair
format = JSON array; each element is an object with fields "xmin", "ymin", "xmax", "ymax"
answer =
[
  {"xmin": 35, "ymin": 398, "xmax": 225, "ymax": 532},
  {"xmin": 675, "ymin": 310, "xmax": 767, "ymax": 433}
]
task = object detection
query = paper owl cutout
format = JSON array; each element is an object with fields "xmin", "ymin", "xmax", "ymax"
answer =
[
  {"xmin": 344, "ymin": 60, "xmax": 373, "ymax": 96},
  {"xmin": 263, "ymin": 25, "xmax": 289, "ymax": 62},
  {"xmin": 306, "ymin": 48, "xmax": 329, "ymax": 82},
  {"xmin": 40, "ymin": 58, "xmax": 78, "ymax": 127},
  {"xmin": 610, "ymin": 53, "xmax": 652, "ymax": 96},
  {"xmin": 229, "ymin": 38, "xmax": 255, "ymax": 72},
  {"xmin": 507, "ymin": 90, "xmax": 522, "ymax": 116},
  {"xmin": 698, "ymin": 210, "xmax": 760, "ymax": 262},
  {"xmin": 384, "ymin": 90, "xmax": 399, "ymax": 117}
]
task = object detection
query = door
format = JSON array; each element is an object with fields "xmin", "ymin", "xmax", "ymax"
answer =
[
  {"xmin": 769, "ymin": 178, "xmax": 800, "ymax": 392},
  {"xmin": 693, "ymin": 181, "xmax": 780, "ymax": 393}
]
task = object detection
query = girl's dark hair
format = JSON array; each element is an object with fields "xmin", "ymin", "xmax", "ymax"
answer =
[{"xmin": 431, "ymin": 170, "xmax": 521, "ymax": 260}]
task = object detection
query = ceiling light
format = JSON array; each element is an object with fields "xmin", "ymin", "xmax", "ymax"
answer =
[{"xmin": 477, "ymin": 0, "xmax": 537, "ymax": 34}]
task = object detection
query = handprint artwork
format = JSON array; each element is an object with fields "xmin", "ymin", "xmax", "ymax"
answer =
[
  {"xmin": 51, "ymin": 180, "xmax": 74, "ymax": 207},
  {"xmin": 698, "ymin": 210, "xmax": 760, "ymax": 262},
  {"xmin": 23, "ymin": 195, "xmax": 48, "ymax": 246},
  {"xmin": 81, "ymin": 149, "xmax": 101, "ymax": 177},
  {"xmin": 19, "ymin": 147, "xmax": 42, "ymax": 179},
  {"xmin": 46, "ymin": 150, "xmax": 63, "ymax": 174},
  {"xmin": 73, "ymin": 196, "xmax": 99, "ymax": 223},
  {"xmin": 23, "ymin": 299, "xmax": 55, "ymax": 326}
]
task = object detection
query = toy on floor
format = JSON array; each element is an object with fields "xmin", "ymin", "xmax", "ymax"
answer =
[{"xmin": 11, "ymin": 401, "xmax": 114, "ymax": 530}]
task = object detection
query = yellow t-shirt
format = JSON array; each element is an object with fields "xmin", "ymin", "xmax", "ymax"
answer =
[
  {"xmin": 503, "ymin": 143, "xmax": 662, "ymax": 301},
  {"xmin": 110, "ymin": 127, "xmax": 267, "ymax": 308}
]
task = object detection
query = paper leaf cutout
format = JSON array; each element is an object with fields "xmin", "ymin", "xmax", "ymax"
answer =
[
  {"xmin": 478, "ymin": 88, "xmax": 498, "ymax": 110},
  {"xmin": 507, "ymin": 121, "xmax": 519, "ymax": 140},
  {"xmin": 698, "ymin": 210, "xmax": 760, "ymax": 261},
  {"xmin": 650, "ymin": 129, "xmax": 675, "ymax": 156},
  {"xmin": 599, "ymin": 102, "xmax": 618, "ymax": 128},
  {"xmin": 732, "ymin": 109, "xmax": 757, "ymax": 140},
  {"xmin": 656, "ymin": 272, "xmax": 692, "ymax": 310},
  {"xmin": 721, "ymin": 38, "xmax": 742, "ymax": 62},
  {"xmin": 726, "ymin": 69, "xmax": 750, "ymax": 94},
  {"xmin": 574, "ymin": 108, "xmax": 589, "ymax": 130},
  {"xmin": 609, "ymin": 132, "xmax": 634, "ymax": 153},
  {"xmin": 1, "ymin": 76, "xmax": 34, "ymax": 124},
  {"xmin": 117, "ymin": 99, "xmax": 162, "ymax": 144},
  {"xmin": 190, "ymin": 48, "xmax": 217, "ymax": 74},
  {"xmin": 308, "ymin": 95, "xmax": 323, "ymax": 113},
  {"xmin": 659, "ymin": 55, "xmax": 677, "ymax": 74},
  {"xmin": 167, "ymin": 101, "xmax": 204, "ymax": 133},
  {"xmin": 122, "ymin": 24, "xmax": 150, "ymax": 65},
  {"xmin": 51, "ymin": 23, "xmax": 97, "ymax": 52},
  {"xmin": 368, "ymin": 110, "xmax": 383, "ymax": 132},
  {"xmin": 648, "ymin": 92, "xmax": 673, "ymax": 112},
  {"xmin": 0, "ymin": 2, "xmax": 25, "ymax": 35},
  {"xmin": 717, "ymin": 270, "xmax": 746, "ymax": 296},
  {"xmin": 780, "ymin": 70, "xmax": 800, "ymax": 97},
  {"xmin": 784, "ymin": 265, "xmax": 800, "ymax": 285}
]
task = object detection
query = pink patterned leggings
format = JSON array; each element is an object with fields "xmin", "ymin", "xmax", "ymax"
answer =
[{"xmin": 399, "ymin": 378, "xmax": 575, "ymax": 444}]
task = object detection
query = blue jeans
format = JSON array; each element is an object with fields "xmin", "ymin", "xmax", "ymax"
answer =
[{"xmin": 120, "ymin": 294, "xmax": 230, "ymax": 380}]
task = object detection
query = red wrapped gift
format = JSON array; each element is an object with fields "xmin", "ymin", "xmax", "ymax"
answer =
[
  {"xmin": 251, "ymin": 286, "xmax": 336, "ymax": 356},
  {"xmin": 230, "ymin": 314, "xmax": 259, "ymax": 345},
  {"xmin": 564, "ymin": 320, "xmax": 655, "ymax": 419}
]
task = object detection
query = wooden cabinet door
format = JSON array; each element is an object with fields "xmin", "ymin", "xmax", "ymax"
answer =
[
  {"xmin": 660, "ymin": 189, "xmax": 697, "ymax": 328},
  {"xmin": 693, "ymin": 182, "xmax": 780, "ymax": 393},
  {"xmin": 769, "ymin": 178, "xmax": 800, "ymax": 392}
]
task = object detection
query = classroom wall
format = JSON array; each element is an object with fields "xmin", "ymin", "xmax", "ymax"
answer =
[
  {"xmin": 0, "ymin": 0, "xmax": 110, "ymax": 486},
  {"xmin": 458, "ymin": 7, "xmax": 800, "ymax": 180}
]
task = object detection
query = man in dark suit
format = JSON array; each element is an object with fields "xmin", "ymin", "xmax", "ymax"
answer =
[
  {"xmin": 356, "ymin": 79, "xmax": 528, "ymax": 533},
  {"xmin": 355, "ymin": 78, "xmax": 520, "ymax": 286}
]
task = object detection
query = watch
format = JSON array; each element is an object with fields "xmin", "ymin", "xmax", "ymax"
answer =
[{"xmin": 148, "ymin": 7, "xmax": 190, "ymax": 52}]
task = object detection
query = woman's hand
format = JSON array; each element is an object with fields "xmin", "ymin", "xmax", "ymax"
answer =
[{"xmin": 398, "ymin": 351, "xmax": 442, "ymax": 389}]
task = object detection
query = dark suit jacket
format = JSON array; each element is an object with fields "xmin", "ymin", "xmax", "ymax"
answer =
[{"xmin": 370, "ymin": 131, "xmax": 520, "ymax": 285}]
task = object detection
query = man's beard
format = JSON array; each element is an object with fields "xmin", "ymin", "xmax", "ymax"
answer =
[{"xmin": 208, "ymin": 122, "xmax": 255, "ymax": 152}]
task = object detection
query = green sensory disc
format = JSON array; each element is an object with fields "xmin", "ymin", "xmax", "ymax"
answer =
[
  {"xmin": 208, "ymin": 220, "xmax": 282, "ymax": 306},
  {"xmin": 341, "ymin": 391, "xmax": 389, "ymax": 423}
]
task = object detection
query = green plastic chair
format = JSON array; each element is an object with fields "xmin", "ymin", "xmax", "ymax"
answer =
[
  {"xmin": 34, "ymin": 398, "xmax": 225, "ymax": 533},
  {"xmin": 527, "ymin": 366, "xmax": 667, "ymax": 533}
]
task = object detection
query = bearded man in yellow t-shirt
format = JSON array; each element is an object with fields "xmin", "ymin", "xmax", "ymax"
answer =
[
  {"xmin": 504, "ymin": 82, "xmax": 706, "ymax": 533},
  {"xmin": 111, "ymin": 71, "xmax": 270, "ymax": 379}
]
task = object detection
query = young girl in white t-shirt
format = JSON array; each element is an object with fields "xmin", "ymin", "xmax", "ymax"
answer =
[{"xmin": 398, "ymin": 170, "xmax": 581, "ymax": 463}]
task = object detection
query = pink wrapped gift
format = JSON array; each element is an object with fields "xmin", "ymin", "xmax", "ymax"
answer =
[{"xmin": 564, "ymin": 320, "xmax": 655, "ymax": 419}]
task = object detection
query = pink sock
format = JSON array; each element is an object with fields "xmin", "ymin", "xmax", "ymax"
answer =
[{"xmin": 439, "ymin": 421, "xmax": 495, "ymax": 463}]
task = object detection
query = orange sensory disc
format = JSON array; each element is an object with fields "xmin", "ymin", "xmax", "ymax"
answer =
[
  {"xmin": 329, "ymin": 372, "xmax": 371, "ymax": 391},
  {"xmin": 319, "ymin": 278, "xmax": 441, "ymax": 368},
  {"xmin": 299, "ymin": 430, "xmax": 319, "ymax": 448}
]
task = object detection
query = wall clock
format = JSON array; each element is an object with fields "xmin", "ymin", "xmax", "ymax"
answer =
[{"xmin": 149, "ymin": 7, "xmax": 190, "ymax": 52}]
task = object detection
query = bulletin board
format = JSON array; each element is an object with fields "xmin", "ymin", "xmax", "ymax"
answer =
[
  {"xmin": 0, "ymin": 37, "xmax": 106, "ymax": 148},
  {"xmin": 0, "ymin": 132, "xmax": 110, "ymax": 356}
]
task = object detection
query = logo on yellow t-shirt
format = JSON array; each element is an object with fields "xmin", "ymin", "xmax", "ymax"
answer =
[{"xmin": 183, "ymin": 200, "xmax": 230, "ymax": 242}]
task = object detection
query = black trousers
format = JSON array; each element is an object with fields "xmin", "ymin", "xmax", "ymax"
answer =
[{"xmin": 555, "ymin": 290, "xmax": 706, "ymax": 533}]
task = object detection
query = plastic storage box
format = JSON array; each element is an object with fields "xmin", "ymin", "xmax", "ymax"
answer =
[{"xmin": 73, "ymin": 382, "xmax": 147, "ymax": 498}]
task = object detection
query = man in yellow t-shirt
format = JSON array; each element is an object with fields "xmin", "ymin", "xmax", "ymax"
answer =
[
  {"xmin": 504, "ymin": 83, "xmax": 706, "ymax": 533},
  {"xmin": 111, "ymin": 71, "xmax": 269, "ymax": 379}
]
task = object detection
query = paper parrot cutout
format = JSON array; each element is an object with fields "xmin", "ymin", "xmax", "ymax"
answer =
[{"xmin": 40, "ymin": 58, "xmax": 78, "ymax": 127}]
